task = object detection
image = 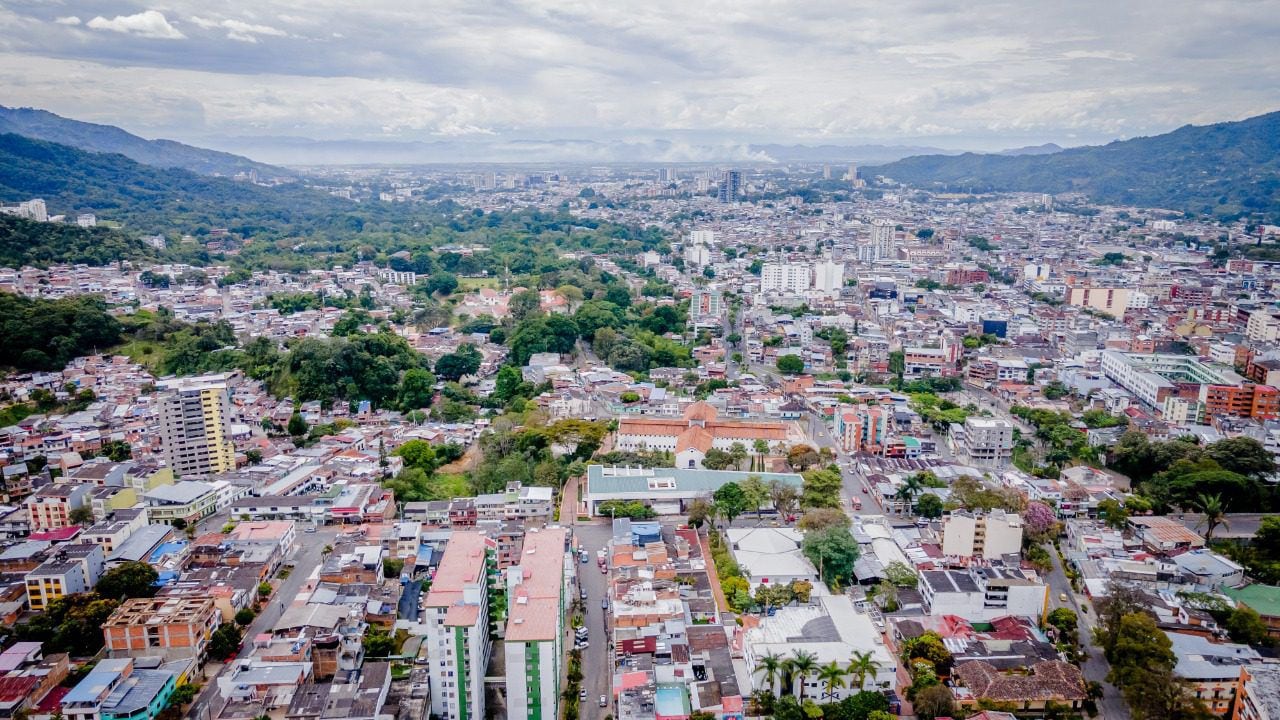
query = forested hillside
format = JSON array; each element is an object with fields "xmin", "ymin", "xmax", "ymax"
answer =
[
  {"xmin": 0, "ymin": 106, "xmax": 288, "ymax": 178},
  {"xmin": 0, "ymin": 214, "xmax": 153, "ymax": 268},
  {"xmin": 869, "ymin": 111, "xmax": 1280, "ymax": 221}
]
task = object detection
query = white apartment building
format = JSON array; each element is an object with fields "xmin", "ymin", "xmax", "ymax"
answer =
[
  {"xmin": 378, "ymin": 269, "xmax": 417, "ymax": 286},
  {"xmin": 869, "ymin": 218, "xmax": 895, "ymax": 256},
  {"xmin": 919, "ymin": 565, "xmax": 1047, "ymax": 621},
  {"xmin": 941, "ymin": 510, "xmax": 1024, "ymax": 560},
  {"xmin": 812, "ymin": 260, "xmax": 845, "ymax": 296},
  {"xmin": 504, "ymin": 528, "xmax": 568, "ymax": 720},
  {"xmin": 949, "ymin": 417, "xmax": 1014, "ymax": 466},
  {"xmin": 424, "ymin": 531, "xmax": 491, "ymax": 720},
  {"xmin": 1247, "ymin": 311, "xmax": 1280, "ymax": 343},
  {"xmin": 760, "ymin": 263, "xmax": 810, "ymax": 295}
]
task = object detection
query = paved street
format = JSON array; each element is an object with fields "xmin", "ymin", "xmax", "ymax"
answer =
[
  {"xmin": 572, "ymin": 521, "xmax": 616, "ymax": 719},
  {"xmin": 1044, "ymin": 546, "xmax": 1125, "ymax": 720},
  {"xmin": 188, "ymin": 521, "xmax": 343, "ymax": 720}
]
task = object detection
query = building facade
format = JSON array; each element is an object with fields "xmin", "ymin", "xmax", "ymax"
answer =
[{"xmin": 156, "ymin": 375, "xmax": 236, "ymax": 478}]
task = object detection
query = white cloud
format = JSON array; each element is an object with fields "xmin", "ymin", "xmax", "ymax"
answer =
[
  {"xmin": 86, "ymin": 10, "xmax": 185, "ymax": 40},
  {"xmin": 190, "ymin": 16, "xmax": 286, "ymax": 42},
  {"xmin": 54, "ymin": 16, "xmax": 82, "ymax": 26}
]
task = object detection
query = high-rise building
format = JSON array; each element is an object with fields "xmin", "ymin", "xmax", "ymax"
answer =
[
  {"xmin": 869, "ymin": 219, "xmax": 896, "ymax": 256},
  {"xmin": 689, "ymin": 288, "xmax": 724, "ymax": 328},
  {"xmin": 658, "ymin": 167, "xmax": 678, "ymax": 183},
  {"xmin": 822, "ymin": 165, "xmax": 832, "ymax": 180},
  {"xmin": 504, "ymin": 527, "xmax": 568, "ymax": 720},
  {"xmin": 156, "ymin": 375, "xmax": 236, "ymax": 478},
  {"xmin": 717, "ymin": 170, "xmax": 742, "ymax": 203},
  {"xmin": 760, "ymin": 263, "xmax": 810, "ymax": 295},
  {"xmin": 813, "ymin": 260, "xmax": 845, "ymax": 296},
  {"xmin": 684, "ymin": 230, "xmax": 714, "ymax": 267},
  {"xmin": 424, "ymin": 531, "xmax": 492, "ymax": 720}
]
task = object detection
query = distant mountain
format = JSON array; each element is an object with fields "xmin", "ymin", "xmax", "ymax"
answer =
[
  {"xmin": 0, "ymin": 106, "xmax": 291, "ymax": 179},
  {"xmin": 200, "ymin": 134, "xmax": 957, "ymax": 166},
  {"xmin": 867, "ymin": 111, "xmax": 1280, "ymax": 220},
  {"xmin": 0, "ymin": 133, "xmax": 359, "ymax": 236},
  {"xmin": 998, "ymin": 143, "xmax": 1063, "ymax": 156}
]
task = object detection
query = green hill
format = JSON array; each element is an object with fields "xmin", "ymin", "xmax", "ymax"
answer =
[
  {"xmin": 0, "ymin": 106, "xmax": 289, "ymax": 179},
  {"xmin": 0, "ymin": 214, "xmax": 153, "ymax": 268},
  {"xmin": 0, "ymin": 133, "xmax": 366, "ymax": 236},
  {"xmin": 868, "ymin": 111, "xmax": 1280, "ymax": 221}
]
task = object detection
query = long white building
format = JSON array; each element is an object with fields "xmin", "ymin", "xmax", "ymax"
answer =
[
  {"xmin": 504, "ymin": 527, "xmax": 569, "ymax": 720},
  {"xmin": 423, "ymin": 531, "xmax": 491, "ymax": 720},
  {"xmin": 760, "ymin": 263, "xmax": 810, "ymax": 294}
]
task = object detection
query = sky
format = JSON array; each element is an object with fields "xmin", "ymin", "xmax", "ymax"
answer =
[{"xmin": 1, "ymin": 0, "xmax": 1278, "ymax": 161}]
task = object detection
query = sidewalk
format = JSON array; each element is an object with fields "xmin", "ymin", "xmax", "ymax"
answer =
[{"xmin": 698, "ymin": 529, "xmax": 730, "ymax": 613}]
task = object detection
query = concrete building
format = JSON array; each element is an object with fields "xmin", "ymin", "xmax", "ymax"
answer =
[
  {"xmin": 760, "ymin": 263, "xmax": 810, "ymax": 295},
  {"xmin": 743, "ymin": 594, "xmax": 897, "ymax": 698},
  {"xmin": 1166, "ymin": 631, "xmax": 1260, "ymax": 716},
  {"xmin": 1067, "ymin": 285, "xmax": 1131, "ymax": 319},
  {"xmin": 942, "ymin": 511, "xmax": 1024, "ymax": 560},
  {"xmin": 1236, "ymin": 664, "xmax": 1280, "ymax": 720},
  {"xmin": 724, "ymin": 527, "xmax": 818, "ymax": 590},
  {"xmin": 504, "ymin": 527, "xmax": 568, "ymax": 720},
  {"xmin": 25, "ymin": 483, "xmax": 92, "ymax": 531},
  {"xmin": 717, "ymin": 170, "xmax": 741, "ymax": 203},
  {"xmin": 423, "ymin": 531, "xmax": 491, "ymax": 720},
  {"xmin": 813, "ymin": 260, "xmax": 845, "ymax": 296},
  {"xmin": 689, "ymin": 288, "xmax": 725, "ymax": 329},
  {"xmin": 156, "ymin": 374, "xmax": 236, "ymax": 478},
  {"xmin": 613, "ymin": 401, "xmax": 788, "ymax": 470},
  {"xmin": 62, "ymin": 658, "xmax": 178, "ymax": 720},
  {"xmin": 142, "ymin": 481, "xmax": 220, "ymax": 525},
  {"xmin": 949, "ymin": 417, "xmax": 1015, "ymax": 467},
  {"xmin": 584, "ymin": 465, "xmax": 802, "ymax": 517},
  {"xmin": 25, "ymin": 558, "xmax": 88, "ymax": 611},
  {"xmin": 918, "ymin": 565, "xmax": 1047, "ymax": 621},
  {"xmin": 869, "ymin": 218, "xmax": 895, "ymax": 257},
  {"xmin": 103, "ymin": 596, "xmax": 221, "ymax": 663}
]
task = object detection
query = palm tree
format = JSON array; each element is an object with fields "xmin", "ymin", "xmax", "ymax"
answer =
[
  {"xmin": 846, "ymin": 650, "xmax": 880, "ymax": 691},
  {"xmin": 788, "ymin": 650, "xmax": 819, "ymax": 702},
  {"xmin": 817, "ymin": 660, "xmax": 847, "ymax": 701},
  {"xmin": 753, "ymin": 651, "xmax": 784, "ymax": 696},
  {"xmin": 1195, "ymin": 493, "xmax": 1229, "ymax": 541},
  {"xmin": 730, "ymin": 442, "xmax": 749, "ymax": 471},
  {"xmin": 894, "ymin": 474, "xmax": 924, "ymax": 514}
]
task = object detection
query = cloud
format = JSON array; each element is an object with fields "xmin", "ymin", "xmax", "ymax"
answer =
[
  {"xmin": 190, "ymin": 16, "xmax": 288, "ymax": 43},
  {"xmin": 4, "ymin": 0, "xmax": 1278, "ymax": 151},
  {"xmin": 86, "ymin": 10, "xmax": 185, "ymax": 40},
  {"xmin": 54, "ymin": 16, "xmax": 81, "ymax": 26}
]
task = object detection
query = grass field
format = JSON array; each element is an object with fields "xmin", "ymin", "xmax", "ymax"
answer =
[
  {"xmin": 458, "ymin": 276, "xmax": 499, "ymax": 291},
  {"xmin": 109, "ymin": 339, "xmax": 166, "ymax": 371}
]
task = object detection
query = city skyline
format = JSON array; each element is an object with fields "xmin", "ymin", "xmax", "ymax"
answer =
[{"xmin": 1, "ymin": 0, "xmax": 1278, "ymax": 161}]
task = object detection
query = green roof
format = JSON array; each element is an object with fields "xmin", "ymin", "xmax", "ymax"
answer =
[
  {"xmin": 1223, "ymin": 584, "xmax": 1280, "ymax": 617},
  {"xmin": 586, "ymin": 465, "xmax": 803, "ymax": 495}
]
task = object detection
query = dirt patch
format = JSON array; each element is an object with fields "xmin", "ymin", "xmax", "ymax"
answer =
[{"xmin": 436, "ymin": 443, "xmax": 481, "ymax": 473}]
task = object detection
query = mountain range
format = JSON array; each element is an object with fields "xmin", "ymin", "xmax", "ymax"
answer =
[
  {"xmin": 867, "ymin": 111, "xmax": 1280, "ymax": 220},
  {"xmin": 0, "ymin": 106, "xmax": 291, "ymax": 179}
]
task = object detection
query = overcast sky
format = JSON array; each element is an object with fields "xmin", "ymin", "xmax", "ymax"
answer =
[{"xmin": 1, "ymin": 0, "xmax": 1278, "ymax": 155}]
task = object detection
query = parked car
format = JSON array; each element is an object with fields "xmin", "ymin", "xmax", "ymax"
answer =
[
  {"xmin": 599, "ymin": 696, "xmax": 608, "ymax": 707},
  {"xmin": 601, "ymin": 598, "xmax": 609, "ymax": 610},
  {"xmin": 579, "ymin": 689, "xmax": 587, "ymax": 700}
]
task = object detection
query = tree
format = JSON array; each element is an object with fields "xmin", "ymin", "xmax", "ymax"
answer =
[
  {"xmin": 899, "ymin": 631, "xmax": 953, "ymax": 675},
  {"xmin": 244, "ymin": 448, "xmax": 263, "ymax": 464},
  {"xmin": 1194, "ymin": 493, "xmax": 1228, "ymax": 541},
  {"xmin": 287, "ymin": 412, "xmax": 309, "ymax": 437},
  {"xmin": 730, "ymin": 442, "xmax": 750, "ymax": 471},
  {"xmin": 787, "ymin": 444, "xmax": 820, "ymax": 471},
  {"xmin": 95, "ymin": 561, "xmax": 159, "ymax": 600},
  {"xmin": 363, "ymin": 626, "xmax": 396, "ymax": 658},
  {"xmin": 1098, "ymin": 611, "xmax": 1175, "ymax": 690},
  {"xmin": 914, "ymin": 494, "xmax": 943, "ymax": 518},
  {"xmin": 702, "ymin": 448, "xmax": 736, "ymax": 470},
  {"xmin": 846, "ymin": 651, "xmax": 880, "ymax": 692},
  {"xmin": 1205, "ymin": 436, "xmax": 1276, "ymax": 478},
  {"xmin": 1225, "ymin": 605, "xmax": 1269, "ymax": 645},
  {"xmin": 68, "ymin": 506, "xmax": 94, "ymax": 525},
  {"xmin": 912, "ymin": 685, "xmax": 955, "ymax": 720},
  {"xmin": 770, "ymin": 480, "xmax": 801, "ymax": 518},
  {"xmin": 686, "ymin": 497, "xmax": 713, "ymax": 528},
  {"xmin": 802, "ymin": 526, "xmax": 861, "ymax": 587},
  {"xmin": 1046, "ymin": 607, "xmax": 1079, "ymax": 642},
  {"xmin": 788, "ymin": 650, "xmax": 819, "ymax": 701},
  {"xmin": 797, "ymin": 508, "xmax": 851, "ymax": 531},
  {"xmin": 740, "ymin": 475, "xmax": 770, "ymax": 517},
  {"xmin": 754, "ymin": 651, "xmax": 785, "ymax": 695},
  {"xmin": 883, "ymin": 561, "xmax": 918, "ymax": 588},
  {"xmin": 1024, "ymin": 500, "xmax": 1059, "ymax": 540},
  {"xmin": 509, "ymin": 289, "xmax": 543, "ymax": 322},
  {"xmin": 208, "ymin": 624, "xmax": 242, "ymax": 661},
  {"xmin": 398, "ymin": 368, "xmax": 436, "ymax": 410},
  {"xmin": 435, "ymin": 344, "xmax": 482, "ymax": 381},
  {"xmin": 800, "ymin": 468, "xmax": 842, "ymax": 509},
  {"xmin": 101, "ymin": 440, "xmax": 132, "ymax": 462},
  {"xmin": 777, "ymin": 354, "xmax": 805, "ymax": 375},
  {"xmin": 713, "ymin": 482, "xmax": 749, "ymax": 524},
  {"xmin": 817, "ymin": 660, "xmax": 847, "ymax": 700},
  {"xmin": 1097, "ymin": 498, "xmax": 1130, "ymax": 529},
  {"xmin": 234, "ymin": 608, "xmax": 256, "ymax": 626}
]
